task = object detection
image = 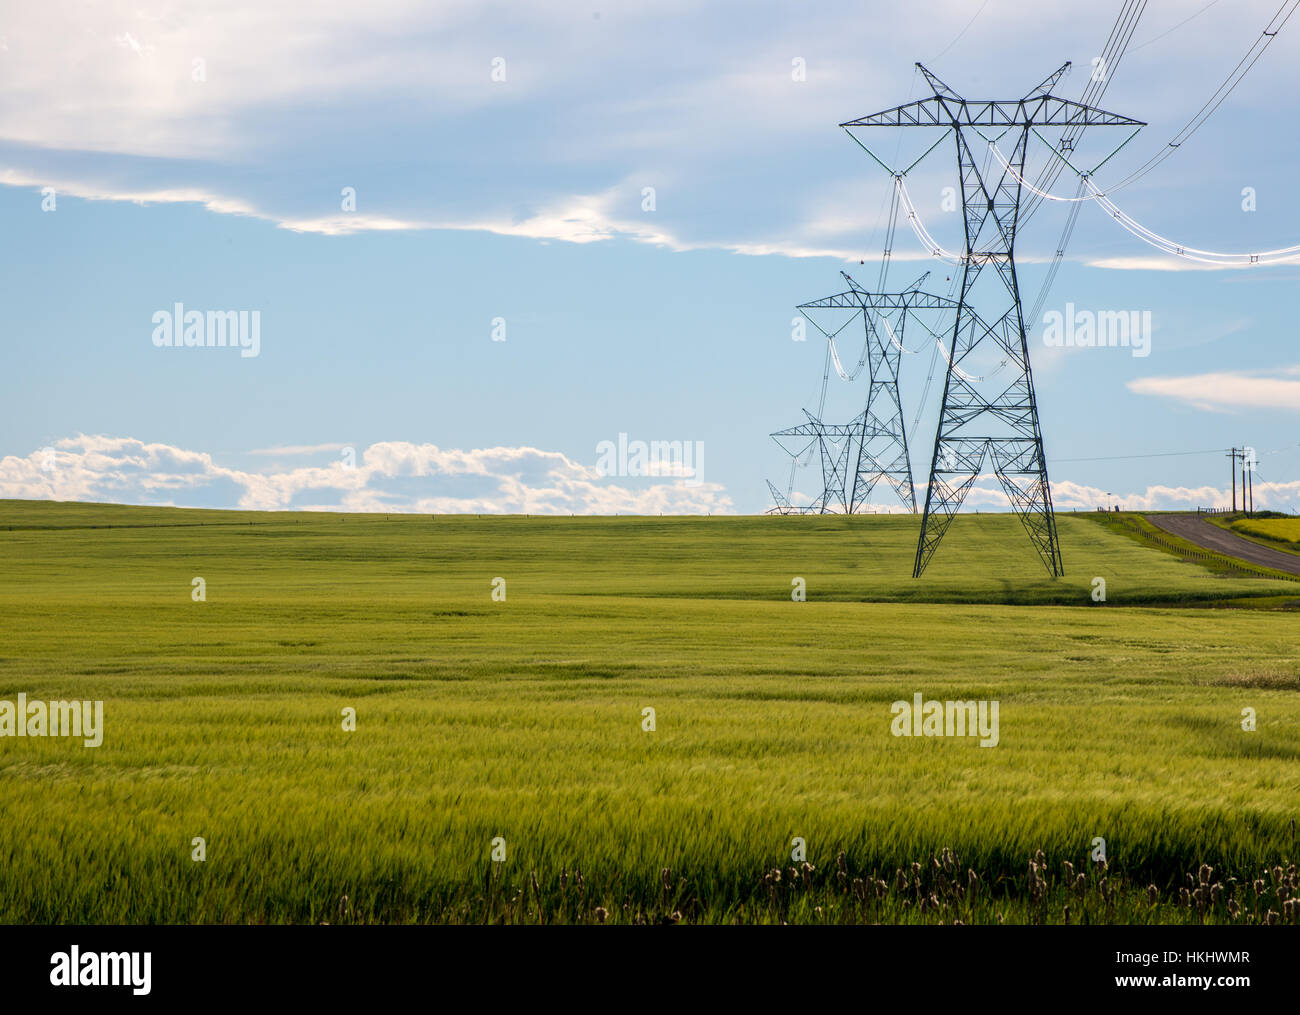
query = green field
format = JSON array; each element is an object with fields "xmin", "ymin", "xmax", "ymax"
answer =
[
  {"xmin": 2, "ymin": 500, "xmax": 1299, "ymax": 925},
  {"xmin": 1226, "ymin": 516, "xmax": 1300, "ymax": 555}
]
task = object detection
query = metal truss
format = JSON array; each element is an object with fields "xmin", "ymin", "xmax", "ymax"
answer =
[
  {"xmin": 769, "ymin": 271, "xmax": 962, "ymax": 515},
  {"xmin": 769, "ymin": 409, "xmax": 881, "ymax": 513},
  {"xmin": 796, "ymin": 270, "xmax": 947, "ymax": 513},
  {"xmin": 841, "ymin": 62, "xmax": 1144, "ymax": 577}
]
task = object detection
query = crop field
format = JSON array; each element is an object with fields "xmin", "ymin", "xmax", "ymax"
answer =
[
  {"xmin": 2, "ymin": 500, "xmax": 1299, "ymax": 925},
  {"xmin": 1226, "ymin": 516, "xmax": 1300, "ymax": 555}
]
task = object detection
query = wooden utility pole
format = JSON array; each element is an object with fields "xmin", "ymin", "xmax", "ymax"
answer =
[{"xmin": 1227, "ymin": 448, "xmax": 1239, "ymax": 512}]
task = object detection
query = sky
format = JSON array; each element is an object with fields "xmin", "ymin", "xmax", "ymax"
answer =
[{"xmin": 2, "ymin": 0, "xmax": 1299, "ymax": 516}]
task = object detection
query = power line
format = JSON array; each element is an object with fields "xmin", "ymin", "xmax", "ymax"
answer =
[
  {"xmin": 988, "ymin": 139, "xmax": 1300, "ymax": 264},
  {"xmin": 1131, "ymin": 0, "xmax": 1221, "ymax": 52},
  {"xmin": 1020, "ymin": 0, "xmax": 1147, "ymax": 226},
  {"xmin": 932, "ymin": 0, "xmax": 990, "ymax": 62},
  {"xmin": 1107, "ymin": 0, "xmax": 1300, "ymax": 194},
  {"xmin": 1056, "ymin": 443, "xmax": 1300, "ymax": 465},
  {"xmin": 1056, "ymin": 448, "xmax": 1227, "ymax": 463}
]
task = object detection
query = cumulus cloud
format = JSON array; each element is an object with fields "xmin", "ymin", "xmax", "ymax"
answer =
[
  {"xmin": 1127, "ymin": 366, "xmax": 1300, "ymax": 412},
  {"xmin": 7, "ymin": 437, "xmax": 1296, "ymax": 515},
  {"xmin": 770, "ymin": 476, "xmax": 1300, "ymax": 514},
  {"xmin": 0, "ymin": 435, "xmax": 733, "ymax": 515}
]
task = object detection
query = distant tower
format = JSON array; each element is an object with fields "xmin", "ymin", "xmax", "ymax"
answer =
[
  {"xmin": 796, "ymin": 270, "xmax": 946, "ymax": 513},
  {"xmin": 769, "ymin": 410, "xmax": 861, "ymax": 513}
]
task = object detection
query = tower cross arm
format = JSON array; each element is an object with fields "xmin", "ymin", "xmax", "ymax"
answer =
[
  {"xmin": 840, "ymin": 96, "xmax": 1144, "ymax": 129},
  {"xmin": 798, "ymin": 290, "xmax": 960, "ymax": 311}
]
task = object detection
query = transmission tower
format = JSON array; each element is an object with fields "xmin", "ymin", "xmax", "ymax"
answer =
[
  {"xmin": 770, "ymin": 272, "xmax": 977, "ymax": 514},
  {"xmin": 841, "ymin": 63, "xmax": 1144, "ymax": 577},
  {"xmin": 797, "ymin": 269, "xmax": 959, "ymax": 513},
  {"xmin": 769, "ymin": 410, "xmax": 863, "ymax": 513}
]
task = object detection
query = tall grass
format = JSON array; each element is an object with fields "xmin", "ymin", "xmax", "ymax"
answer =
[{"xmin": 1, "ymin": 501, "xmax": 1298, "ymax": 923}]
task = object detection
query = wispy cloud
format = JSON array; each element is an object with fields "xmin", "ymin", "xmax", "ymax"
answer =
[
  {"xmin": 1127, "ymin": 366, "xmax": 1300, "ymax": 412},
  {"xmin": 7, "ymin": 1, "xmax": 1291, "ymax": 266},
  {"xmin": 1088, "ymin": 255, "xmax": 1300, "ymax": 272}
]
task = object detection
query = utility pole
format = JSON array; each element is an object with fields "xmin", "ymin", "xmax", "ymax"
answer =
[
  {"xmin": 1245, "ymin": 446, "xmax": 1254, "ymax": 517},
  {"xmin": 1227, "ymin": 447, "xmax": 1239, "ymax": 512},
  {"xmin": 1237, "ymin": 444, "xmax": 1248, "ymax": 514}
]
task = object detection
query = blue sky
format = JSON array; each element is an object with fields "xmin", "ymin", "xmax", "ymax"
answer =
[{"xmin": 2, "ymin": 0, "xmax": 1299, "ymax": 514}]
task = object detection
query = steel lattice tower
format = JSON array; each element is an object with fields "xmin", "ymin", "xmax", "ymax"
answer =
[
  {"xmin": 771, "ymin": 271, "xmax": 964, "ymax": 514},
  {"xmin": 841, "ymin": 63, "xmax": 1144, "ymax": 577},
  {"xmin": 798, "ymin": 269, "xmax": 949, "ymax": 513},
  {"xmin": 769, "ymin": 410, "xmax": 864, "ymax": 513}
]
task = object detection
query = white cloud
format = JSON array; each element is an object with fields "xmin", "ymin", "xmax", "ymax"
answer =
[
  {"xmin": 973, "ymin": 476, "xmax": 1300, "ymax": 512},
  {"xmin": 1128, "ymin": 367, "xmax": 1300, "ymax": 412},
  {"xmin": 0, "ymin": 435, "xmax": 733, "ymax": 514},
  {"xmin": 768, "ymin": 476, "xmax": 1300, "ymax": 516},
  {"xmin": 8, "ymin": 438, "xmax": 1296, "ymax": 515},
  {"xmin": 1088, "ymin": 255, "xmax": 1300, "ymax": 272},
  {"xmin": 247, "ymin": 443, "xmax": 350, "ymax": 456},
  {"xmin": 1, "ymin": 163, "xmax": 903, "ymax": 259},
  {"xmin": 8, "ymin": 1, "xmax": 1294, "ymax": 265}
]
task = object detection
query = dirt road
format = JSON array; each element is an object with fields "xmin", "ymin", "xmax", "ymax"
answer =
[{"xmin": 1146, "ymin": 514, "xmax": 1300, "ymax": 577}]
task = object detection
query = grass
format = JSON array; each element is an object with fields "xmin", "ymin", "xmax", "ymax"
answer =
[
  {"xmin": 1087, "ymin": 510, "xmax": 1300, "ymax": 588},
  {"xmin": 1, "ymin": 500, "xmax": 1299, "ymax": 925},
  {"xmin": 1222, "ymin": 516, "xmax": 1300, "ymax": 556}
]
